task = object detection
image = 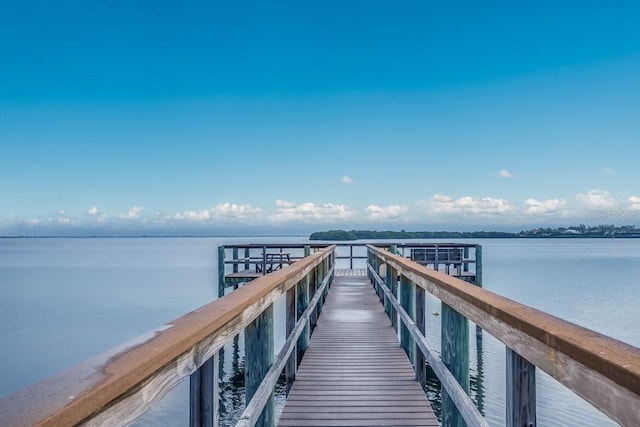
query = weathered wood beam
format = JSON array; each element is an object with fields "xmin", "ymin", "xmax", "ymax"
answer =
[
  {"xmin": 506, "ymin": 348, "xmax": 536, "ymax": 427},
  {"xmin": 189, "ymin": 353, "xmax": 218, "ymax": 427},
  {"xmin": 400, "ymin": 275, "xmax": 415, "ymax": 366},
  {"xmin": 245, "ymin": 305, "xmax": 274, "ymax": 427},
  {"xmin": 442, "ymin": 303, "xmax": 470, "ymax": 427}
]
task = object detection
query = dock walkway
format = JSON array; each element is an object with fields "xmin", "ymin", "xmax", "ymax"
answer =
[{"xmin": 278, "ymin": 270, "xmax": 438, "ymax": 427}]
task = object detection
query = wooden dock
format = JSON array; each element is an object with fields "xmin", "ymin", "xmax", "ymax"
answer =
[{"xmin": 278, "ymin": 270, "xmax": 438, "ymax": 427}]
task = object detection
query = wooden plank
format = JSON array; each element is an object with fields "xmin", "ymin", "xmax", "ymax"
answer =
[{"xmin": 278, "ymin": 275, "xmax": 437, "ymax": 427}]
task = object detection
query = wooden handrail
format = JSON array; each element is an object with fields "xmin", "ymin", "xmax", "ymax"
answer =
[
  {"xmin": 0, "ymin": 246, "xmax": 336, "ymax": 427},
  {"xmin": 368, "ymin": 245, "xmax": 640, "ymax": 426}
]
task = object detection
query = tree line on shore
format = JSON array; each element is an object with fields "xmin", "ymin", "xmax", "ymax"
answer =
[{"xmin": 309, "ymin": 225, "xmax": 639, "ymax": 240}]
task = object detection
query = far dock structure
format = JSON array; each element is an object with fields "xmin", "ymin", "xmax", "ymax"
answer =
[
  {"xmin": 219, "ymin": 242, "xmax": 480, "ymax": 296},
  {"xmin": 2, "ymin": 243, "xmax": 640, "ymax": 427}
]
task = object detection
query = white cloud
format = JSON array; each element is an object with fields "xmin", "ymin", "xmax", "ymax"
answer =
[
  {"xmin": 210, "ymin": 202, "xmax": 261, "ymax": 219},
  {"xmin": 119, "ymin": 206, "xmax": 144, "ymax": 219},
  {"xmin": 365, "ymin": 204, "xmax": 408, "ymax": 221},
  {"xmin": 425, "ymin": 193, "xmax": 516, "ymax": 216},
  {"xmin": 340, "ymin": 176, "xmax": 355, "ymax": 184},
  {"xmin": 523, "ymin": 198, "xmax": 567, "ymax": 215},
  {"xmin": 576, "ymin": 189, "xmax": 617, "ymax": 209},
  {"xmin": 87, "ymin": 206, "xmax": 107, "ymax": 223},
  {"xmin": 173, "ymin": 202, "xmax": 261, "ymax": 223},
  {"xmin": 269, "ymin": 199, "xmax": 357, "ymax": 223},
  {"xmin": 174, "ymin": 210, "xmax": 211, "ymax": 222},
  {"xmin": 498, "ymin": 169, "xmax": 513, "ymax": 178},
  {"xmin": 628, "ymin": 196, "xmax": 640, "ymax": 209}
]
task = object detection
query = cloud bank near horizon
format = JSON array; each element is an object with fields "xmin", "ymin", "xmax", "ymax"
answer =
[{"xmin": 2, "ymin": 189, "xmax": 639, "ymax": 236}]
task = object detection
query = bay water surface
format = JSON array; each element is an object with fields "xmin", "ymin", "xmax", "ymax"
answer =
[{"xmin": 0, "ymin": 237, "xmax": 638, "ymax": 426}]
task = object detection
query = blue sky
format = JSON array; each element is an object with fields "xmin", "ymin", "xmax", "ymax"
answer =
[{"xmin": 1, "ymin": 1, "xmax": 639, "ymax": 235}]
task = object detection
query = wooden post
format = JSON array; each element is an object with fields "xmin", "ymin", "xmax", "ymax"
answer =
[
  {"xmin": 320, "ymin": 262, "xmax": 328, "ymax": 305},
  {"xmin": 390, "ymin": 266, "xmax": 398, "ymax": 332},
  {"xmin": 309, "ymin": 269, "xmax": 318, "ymax": 332},
  {"xmin": 475, "ymin": 245, "xmax": 483, "ymax": 287},
  {"xmin": 415, "ymin": 284, "xmax": 426, "ymax": 389},
  {"xmin": 217, "ymin": 246, "xmax": 225, "ymax": 298},
  {"xmin": 315, "ymin": 265, "xmax": 323, "ymax": 315},
  {"xmin": 475, "ymin": 333, "xmax": 486, "ymax": 414},
  {"xmin": 400, "ymin": 275, "xmax": 415, "ymax": 367},
  {"xmin": 475, "ymin": 245, "xmax": 483, "ymax": 337},
  {"xmin": 304, "ymin": 245, "xmax": 310, "ymax": 257},
  {"xmin": 434, "ymin": 244, "xmax": 439, "ymax": 271},
  {"xmin": 350, "ymin": 245, "xmax": 353, "ymax": 269},
  {"xmin": 189, "ymin": 353, "xmax": 218, "ymax": 427},
  {"xmin": 296, "ymin": 275, "xmax": 310, "ymax": 365},
  {"xmin": 244, "ymin": 248, "xmax": 250, "ymax": 271},
  {"xmin": 375, "ymin": 257, "xmax": 383, "ymax": 301},
  {"xmin": 285, "ymin": 286, "xmax": 296, "ymax": 395},
  {"xmin": 262, "ymin": 245, "xmax": 267, "ymax": 276},
  {"xmin": 463, "ymin": 247, "xmax": 470, "ymax": 273},
  {"xmin": 232, "ymin": 248, "xmax": 239, "ymax": 274},
  {"xmin": 245, "ymin": 305, "xmax": 274, "ymax": 427},
  {"xmin": 384, "ymin": 263, "xmax": 393, "ymax": 322},
  {"xmin": 441, "ymin": 303, "xmax": 469, "ymax": 427},
  {"xmin": 506, "ymin": 348, "xmax": 536, "ymax": 427}
]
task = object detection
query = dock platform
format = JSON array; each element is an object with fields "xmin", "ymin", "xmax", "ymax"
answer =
[{"xmin": 278, "ymin": 270, "xmax": 438, "ymax": 427}]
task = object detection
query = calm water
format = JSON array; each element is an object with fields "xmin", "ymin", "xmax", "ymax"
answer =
[{"xmin": 0, "ymin": 237, "xmax": 638, "ymax": 426}]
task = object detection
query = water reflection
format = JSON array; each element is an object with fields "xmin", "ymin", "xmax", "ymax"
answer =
[
  {"xmin": 217, "ymin": 333, "xmax": 287, "ymax": 426},
  {"xmin": 422, "ymin": 331, "xmax": 486, "ymax": 423}
]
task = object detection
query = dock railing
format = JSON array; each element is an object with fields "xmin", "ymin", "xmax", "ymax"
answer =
[
  {"xmin": 0, "ymin": 246, "xmax": 336, "ymax": 427},
  {"xmin": 367, "ymin": 245, "xmax": 640, "ymax": 427},
  {"xmin": 219, "ymin": 242, "xmax": 478, "ymax": 293}
]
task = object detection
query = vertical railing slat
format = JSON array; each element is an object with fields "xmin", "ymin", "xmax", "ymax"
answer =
[
  {"xmin": 217, "ymin": 246, "xmax": 225, "ymax": 298},
  {"xmin": 506, "ymin": 348, "xmax": 536, "ymax": 427},
  {"xmin": 245, "ymin": 305, "xmax": 274, "ymax": 427},
  {"xmin": 285, "ymin": 285, "xmax": 297, "ymax": 395},
  {"xmin": 442, "ymin": 303, "xmax": 469, "ymax": 427},
  {"xmin": 400, "ymin": 275, "xmax": 416, "ymax": 367},
  {"xmin": 232, "ymin": 248, "xmax": 239, "ymax": 274},
  {"xmin": 189, "ymin": 353, "xmax": 218, "ymax": 427},
  {"xmin": 415, "ymin": 282, "xmax": 426, "ymax": 388},
  {"xmin": 296, "ymin": 275, "xmax": 310, "ymax": 365}
]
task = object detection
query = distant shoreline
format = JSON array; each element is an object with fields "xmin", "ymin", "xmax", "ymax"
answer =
[{"xmin": 309, "ymin": 227, "xmax": 640, "ymax": 241}]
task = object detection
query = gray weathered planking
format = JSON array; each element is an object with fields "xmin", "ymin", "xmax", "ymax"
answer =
[{"xmin": 278, "ymin": 274, "xmax": 437, "ymax": 427}]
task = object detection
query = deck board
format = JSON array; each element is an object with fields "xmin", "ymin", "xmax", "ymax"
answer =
[{"xmin": 278, "ymin": 274, "xmax": 438, "ymax": 427}]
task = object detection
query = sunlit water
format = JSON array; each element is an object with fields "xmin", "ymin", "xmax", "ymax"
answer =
[{"xmin": 0, "ymin": 238, "xmax": 638, "ymax": 426}]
